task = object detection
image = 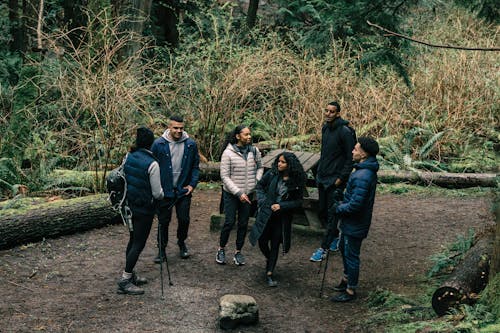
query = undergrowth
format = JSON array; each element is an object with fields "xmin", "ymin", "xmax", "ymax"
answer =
[{"xmin": 361, "ymin": 231, "xmax": 500, "ymax": 332}]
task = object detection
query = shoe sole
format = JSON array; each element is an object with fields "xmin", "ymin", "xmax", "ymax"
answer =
[
  {"xmin": 309, "ymin": 258, "xmax": 324, "ymax": 262},
  {"xmin": 116, "ymin": 288, "xmax": 144, "ymax": 295}
]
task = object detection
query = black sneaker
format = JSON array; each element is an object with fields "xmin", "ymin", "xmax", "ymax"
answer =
[
  {"xmin": 333, "ymin": 279, "xmax": 347, "ymax": 292},
  {"xmin": 216, "ymin": 249, "xmax": 226, "ymax": 264},
  {"xmin": 266, "ymin": 275, "xmax": 278, "ymax": 287},
  {"xmin": 153, "ymin": 249, "xmax": 166, "ymax": 264},
  {"xmin": 179, "ymin": 243, "xmax": 190, "ymax": 259},
  {"xmin": 233, "ymin": 252, "xmax": 246, "ymax": 266},
  {"xmin": 117, "ymin": 277, "xmax": 144, "ymax": 295},
  {"xmin": 330, "ymin": 290, "xmax": 356, "ymax": 302},
  {"xmin": 131, "ymin": 271, "xmax": 148, "ymax": 286}
]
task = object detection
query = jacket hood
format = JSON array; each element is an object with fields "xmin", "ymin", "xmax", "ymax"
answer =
[
  {"xmin": 162, "ymin": 129, "xmax": 189, "ymax": 143},
  {"xmin": 327, "ymin": 117, "xmax": 349, "ymax": 130},
  {"xmin": 354, "ymin": 156, "xmax": 379, "ymax": 172}
]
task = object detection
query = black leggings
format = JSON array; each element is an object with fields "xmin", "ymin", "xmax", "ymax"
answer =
[
  {"xmin": 258, "ymin": 214, "xmax": 283, "ymax": 274},
  {"xmin": 125, "ymin": 214, "xmax": 153, "ymax": 273}
]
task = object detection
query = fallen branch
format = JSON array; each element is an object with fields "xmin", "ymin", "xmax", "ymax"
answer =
[{"xmin": 367, "ymin": 20, "xmax": 500, "ymax": 51}]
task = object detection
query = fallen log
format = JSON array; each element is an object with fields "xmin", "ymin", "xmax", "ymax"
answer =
[
  {"xmin": 0, "ymin": 194, "xmax": 121, "ymax": 250},
  {"xmin": 431, "ymin": 232, "xmax": 494, "ymax": 316},
  {"xmin": 199, "ymin": 162, "xmax": 499, "ymax": 188}
]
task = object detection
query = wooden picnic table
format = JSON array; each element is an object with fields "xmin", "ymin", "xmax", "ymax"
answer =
[{"xmin": 261, "ymin": 149, "xmax": 320, "ymax": 173}]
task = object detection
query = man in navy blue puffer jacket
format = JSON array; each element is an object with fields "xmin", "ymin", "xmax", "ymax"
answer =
[{"xmin": 330, "ymin": 137, "xmax": 380, "ymax": 303}]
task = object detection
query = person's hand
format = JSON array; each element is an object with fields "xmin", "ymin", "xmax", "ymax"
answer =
[
  {"xmin": 271, "ymin": 204, "xmax": 281, "ymax": 212},
  {"xmin": 335, "ymin": 178, "xmax": 343, "ymax": 187},
  {"xmin": 184, "ymin": 185, "xmax": 194, "ymax": 195},
  {"xmin": 240, "ymin": 193, "xmax": 251, "ymax": 204}
]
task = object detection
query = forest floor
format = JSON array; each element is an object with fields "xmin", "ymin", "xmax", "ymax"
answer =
[{"xmin": 0, "ymin": 188, "xmax": 495, "ymax": 333}]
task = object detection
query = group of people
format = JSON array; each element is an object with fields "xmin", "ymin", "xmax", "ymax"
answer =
[{"xmin": 117, "ymin": 102, "xmax": 380, "ymax": 303}]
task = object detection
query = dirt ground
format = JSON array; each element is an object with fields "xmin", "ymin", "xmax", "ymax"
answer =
[{"xmin": 0, "ymin": 189, "xmax": 495, "ymax": 333}]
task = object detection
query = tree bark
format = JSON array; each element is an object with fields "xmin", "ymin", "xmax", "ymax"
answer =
[
  {"xmin": 0, "ymin": 195, "xmax": 121, "ymax": 250},
  {"xmin": 431, "ymin": 233, "xmax": 494, "ymax": 316},
  {"xmin": 246, "ymin": 0, "xmax": 260, "ymax": 29}
]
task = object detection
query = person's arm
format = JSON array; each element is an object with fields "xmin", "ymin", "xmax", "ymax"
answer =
[
  {"xmin": 336, "ymin": 171, "xmax": 373, "ymax": 216},
  {"xmin": 186, "ymin": 141, "xmax": 200, "ymax": 194},
  {"xmin": 220, "ymin": 151, "xmax": 242, "ymax": 196},
  {"xmin": 338, "ymin": 127, "xmax": 355, "ymax": 184},
  {"xmin": 277, "ymin": 184, "xmax": 303, "ymax": 211},
  {"xmin": 148, "ymin": 161, "xmax": 164, "ymax": 200},
  {"xmin": 255, "ymin": 171, "xmax": 271, "ymax": 206},
  {"xmin": 254, "ymin": 147, "xmax": 264, "ymax": 181}
]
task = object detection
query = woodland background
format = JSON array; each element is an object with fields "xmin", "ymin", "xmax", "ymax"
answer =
[{"xmin": 0, "ymin": 0, "xmax": 498, "ymax": 196}]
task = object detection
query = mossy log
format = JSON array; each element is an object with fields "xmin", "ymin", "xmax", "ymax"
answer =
[
  {"xmin": 0, "ymin": 194, "xmax": 121, "ymax": 250},
  {"xmin": 432, "ymin": 233, "xmax": 494, "ymax": 316},
  {"xmin": 199, "ymin": 162, "xmax": 498, "ymax": 188}
]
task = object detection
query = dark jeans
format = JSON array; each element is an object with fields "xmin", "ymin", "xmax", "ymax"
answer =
[
  {"xmin": 125, "ymin": 213, "xmax": 154, "ymax": 273},
  {"xmin": 219, "ymin": 190, "xmax": 252, "ymax": 251},
  {"xmin": 339, "ymin": 233, "xmax": 363, "ymax": 290},
  {"xmin": 258, "ymin": 212, "xmax": 283, "ymax": 274},
  {"xmin": 157, "ymin": 194, "xmax": 192, "ymax": 250},
  {"xmin": 318, "ymin": 184, "xmax": 343, "ymax": 249}
]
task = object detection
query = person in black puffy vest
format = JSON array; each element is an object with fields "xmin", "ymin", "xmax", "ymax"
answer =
[{"xmin": 117, "ymin": 127, "xmax": 164, "ymax": 295}]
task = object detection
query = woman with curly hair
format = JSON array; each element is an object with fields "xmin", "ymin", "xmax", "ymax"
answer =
[{"xmin": 249, "ymin": 152, "xmax": 305, "ymax": 287}]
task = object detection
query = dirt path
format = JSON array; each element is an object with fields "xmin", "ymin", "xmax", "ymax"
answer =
[{"xmin": 0, "ymin": 190, "xmax": 495, "ymax": 332}]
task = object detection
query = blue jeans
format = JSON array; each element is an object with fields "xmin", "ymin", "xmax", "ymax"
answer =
[
  {"xmin": 339, "ymin": 233, "xmax": 363, "ymax": 290},
  {"xmin": 219, "ymin": 190, "xmax": 252, "ymax": 251}
]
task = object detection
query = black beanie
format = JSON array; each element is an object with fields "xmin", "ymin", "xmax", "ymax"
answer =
[
  {"xmin": 358, "ymin": 137, "xmax": 379, "ymax": 157},
  {"xmin": 136, "ymin": 127, "xmax": 154, "ymax": 149}
]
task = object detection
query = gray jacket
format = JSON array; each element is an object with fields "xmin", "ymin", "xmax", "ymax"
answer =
[{"xmin": 220, "ymin": 144, "xmax": 263, "ymax": 197}]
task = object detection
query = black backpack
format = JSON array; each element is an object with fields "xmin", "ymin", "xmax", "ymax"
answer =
[
  {"xmin": 106, "ymin": 154, "xmax": 128, "ymax": 210},
  {"xmin": 344, "ymin": 125, "xmax": 357, "ymax": 144}
]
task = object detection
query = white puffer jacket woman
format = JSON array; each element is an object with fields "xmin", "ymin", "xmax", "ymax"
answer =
[{"xmin": 216, "ymin": 125, "xmax": 264, "ymax": 266}]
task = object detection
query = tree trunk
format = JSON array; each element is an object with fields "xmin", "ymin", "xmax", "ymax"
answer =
[
  {"xmin": 9, "ymin": 0, "xmax": 26, "ymax": 52},
  {"xmin": 491, "ymin": 195, "xmax": 500, "ymax": 276},
  {"xmin": 0, "ymin": 195, "xmax": 121, "ymax": 250},
  {"xmin": 246, "ymin": 0, "xmax": 260, "ymax": 29},
  {"xmin": 431, "ymin": 232, "xmax": 494, "ymax": 316}
]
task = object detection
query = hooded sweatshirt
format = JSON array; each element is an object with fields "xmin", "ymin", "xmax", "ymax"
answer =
[{"xmin": 163, "ymin": 129, "xmax": 189, "ymax": 187}]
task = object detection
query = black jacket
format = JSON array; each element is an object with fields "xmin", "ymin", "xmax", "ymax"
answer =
[
  {"xmin": 316, "ymin": 117, "xmax": 356, "ymax": 189},
  {"xmin": 248, "ymin": 170, "xmax": 304, "ymax": 253}
]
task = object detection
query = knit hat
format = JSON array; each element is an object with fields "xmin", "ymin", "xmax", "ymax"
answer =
[
  {"xmin": 136, "ymin": 127, "xmax": 154, "ymax": 149},
  {"xmin": 358, "ymin": 137, "xmax": 379, "ymax": 157}
]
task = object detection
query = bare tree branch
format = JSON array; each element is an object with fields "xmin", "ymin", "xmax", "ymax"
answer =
[{"xmin": 367, "ymin": 20, "xmax": 500, "ymax": 51}]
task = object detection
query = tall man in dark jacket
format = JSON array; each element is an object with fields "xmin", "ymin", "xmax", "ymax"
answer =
[
  {"xmin": 309, "ymin": 101, "xmax": 356, "ymax": 262},
  {"xmin": 152, "ymin": 115, "xmax": 200, "ymax": 261},
  {"xmin": 330, "ymin": 137, "xmax": 379, "ymax": 302}
]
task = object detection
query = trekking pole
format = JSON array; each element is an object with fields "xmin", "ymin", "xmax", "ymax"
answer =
[
  {"xmin": 158, "ymin": 222, "xmax": 165, "ymax": 299},
  {"xmin": 319, "ymin": 249, "xmax": 330, "ymax": 298}
]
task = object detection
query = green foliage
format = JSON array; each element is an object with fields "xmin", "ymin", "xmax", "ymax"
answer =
[
  {"xmin": 479, "ymin": 273, "xmax": 500, "ymax": 321},
  {"xmin": 454, "ymin": 0, "xmax": 499, "ymax": 23},
  {"xmin": 275, "ymin": 0, "xmax": 412, "ymax": 84},
  {"xmin": 378, "ymin": 127, "xmax": 450, "ymax": 172},
  {"xmin": 427, "ymin": 228, "xmax": 475, "ymax": 277}
]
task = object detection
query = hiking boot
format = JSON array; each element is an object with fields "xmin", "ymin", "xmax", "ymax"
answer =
[
  {"xmin": 233, "ymin": 252, "xmax": 246, "ymax": 266},
  {"xmin": 216, "ymin": 249, "xmax": 226, "ymax": 264},
  {"xmin": 117, "ymin": 277, "xmax": 144, "ymax": 295},
  {"xmin": 179, "ymin": 243, "xmax": 190, "ymax": 259},
  {"xmin": 330, "ymin": 290, "xmax": 356, "ymax": 303},
  {"xmin": 329, "ymin": 238, "xmax": 340, "ymax": 252},
  {"xmin": 266, "ymin": 275, "xmax": 278, "ymax": 287},
  {"xmin": 154, "ymin": 249, "xmax": 166, "ymax": 264},
  {"xmin": 309, "ymin": 248, "xmax": 327, "ymax": 262},
  {"xmin": 131, "ymin": 271, "xmax": 148, "ymax": 286},
  {"xmin": 333, "ymin": 279, "xmax": 347, "ymax": 292}
]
